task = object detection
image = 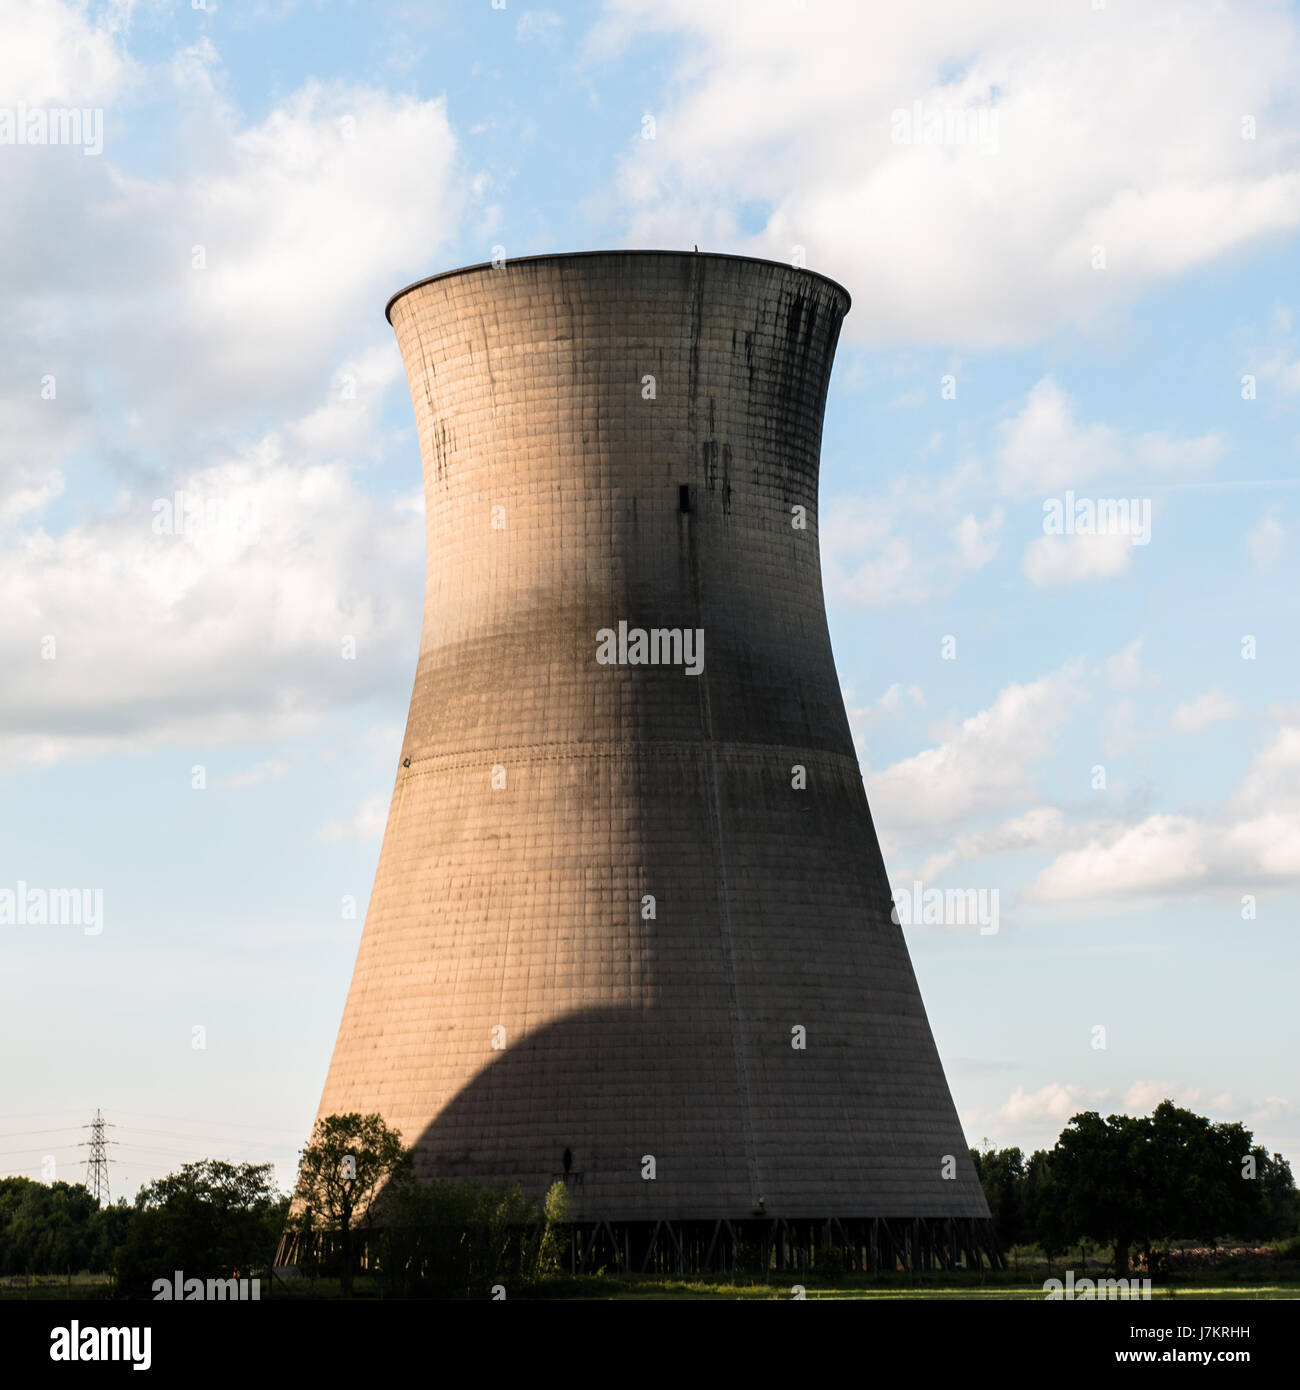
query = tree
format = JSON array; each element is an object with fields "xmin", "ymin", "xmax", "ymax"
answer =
[
  {"xmin": 1036, "ymin": 1101, "xmax": 1295, "ymax": 1273},
  {"xmin": 536, "ymin": 1179, "xmax": 569, "ymax": 1278},
  {"xmin": 1022, "ymin": 1148, "xmax": 1051, "ymax": 1250},
  {"xmin": 0, "ymin": 1178, "xmax": 101, "ymax": 1275},
  {"xmin": 1037, "ymin": 1110, "xmax": 1148, "ymax": 1272},
  {"xmin": 1258, "ymin": 1150, "xmax": 1299, "ymax": 1237},
  {"xmin": 111, "ymin": 1160, "xmax": 284, "ymax": 1298},
  {"xmin": 373, "ymin": 1175, "xmax": 567, "ymax": 1298},
  {"xmin": 90, "ymin": 1200, "xmax": 134, "ymax": 1275},
  {"xmin": 970, "ymin": 1143, "xmax": 1028, "ymax": 1250},
  {"xmin": 289, "ymin": 1113, "xmax": 411, "ymax": 1296}
]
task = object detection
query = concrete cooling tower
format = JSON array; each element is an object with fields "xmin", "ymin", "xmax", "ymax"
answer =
[{"xmin": 302, "ymin": 250, "xmax": 996, "ymax": 1273}]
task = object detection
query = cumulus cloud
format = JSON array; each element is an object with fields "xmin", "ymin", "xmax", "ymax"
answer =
[
  {"xmin": 0, "ymin": 4, "xmax": 464, "ymax": 499},
  {"xmin": 997, "ymin": 377, "xmax": 1224, "ymax": 498},
  {"xmin": 1247, "ymin": 514, "xmax": 1286, "ymax": 569},
  {"xmin": 998, "ymin": 1082, "xmax": 1108, "ymax": 1128},
  {"xmin": 595, "ymin": 0, "xmax": 1300, "ymax": 347},
  {"xmin": 821, "ymin": 466, "xmax": 1003, "ymax": 607},
  {"xmin": 0, "ymin": 0, "xmax": 135, "ymax": 108},
  {"xmin": 0, "ymin": 6, "xmax": 464, "ymax": 764},
  {"xmin": 1123, "ymin": 1084, "xmax": 1295, "ymax": 1135},
  {"xmin": 1097, "ymin": 638, "xmax": 1148, "ymax": 692},
  {"xmin": 0, "ymin": 434, "xmax": 425, "ymax": 765},
  {"xmin": 1023, "ymin": 531, "xmax": 1135, "ymax": 587},
  {"xmin": 995, "ymin": 378, "xmax": 1223, "ymax": 585},
  {"xmin": 953, "ymin": 806, "xmax": 1067, "ymax": 860},
  {"xmin": 216, "ymin": 758, "xmax": 295, "ymax": 790},
  {"xmin": 319, "ymin": 792, "xmax": 389, "ymax": 843},
  {"xmin": 1123, "ymin": 1080, "xmax": 1200, "ymax": 1114},
  {"xmin": 954, "ymin": 508, "xmax": 1003, "ymax": 569},
  {"xmin": 866, "ymin": 664, "xmax": 1081, "ymax": 830},
  {"xmin": 983, "ymin": 1081, "xmax": 1297, "ymax": 1150},
  {"xmin": 845, "ymin": 681, "xmax": 926, "ymax": 753},
  {"xmin": 1024, "ymin": 719, "xmax": 1300, "ymax": 903},
  {"xmin": 516, "ymin": 9, "xmax": 563, "ymax": 42},
  {"xmin": 1172, "ymin": 690, "xmax": 1240, "ymax": 733},
  {"xmin": 1246, "ymin": 304, "xmax": 1300, "ymax": 396},
  {"xmin": 1026, "ymin": 815, "xmax": 1214, "ymax": 901}
]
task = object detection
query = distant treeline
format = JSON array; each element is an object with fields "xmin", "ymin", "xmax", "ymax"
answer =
[
  {"xmin": 0, "ymin": 1160, "xmax": 287, "ymax": 1292},
  {"xmin": 0, "ymin": 1176, "xmax": 130, "ymax": 1276},
  {"xmin": 970, "ymin": 1101, "xmax": 1297, "ymax": 1271},
  {"xmin": 1, "ymin": 1101, "xmax": 1294, "ymax": 1292}
]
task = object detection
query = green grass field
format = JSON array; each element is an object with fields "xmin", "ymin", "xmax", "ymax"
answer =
[
  {"xmin": 4, "ymin": 1270, "xmax": 1296, "ymax": 1300},
  {"xmin": 587, "ymin": 1280, "xmax": 1300, "ymax": 1300}
]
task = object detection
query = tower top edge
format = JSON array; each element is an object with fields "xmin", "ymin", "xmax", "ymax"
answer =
[{"xmin": 384, "ymin": 249, "xmax": 852, "ymax": 324}]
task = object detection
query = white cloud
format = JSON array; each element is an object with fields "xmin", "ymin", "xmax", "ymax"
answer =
[
  {"xmin": 821, "ymin": 467, "xmax": 1003, "ymax": 607},
  {"xmin": 319, "ymin": 792, "xmax": 389, "ymax": 843},
  {"xmin": 0, "ymin": 437, "xmax": 425, "ymax": 765},
  {"xmin": 954, "ymin": 806, "xmax": 1066, "ymax": 860},
  {"xmin": 1023, "ymin": 531, "xmax": 1134, "ymax": 587},
  {"xmin": 1123, "ymin": 1080, "xmax": 1201, "ymax": 1114},
  {"xmin": 822, "ymin": 507, "xmax": 915, "ymax": 605},
  {"xmin": 597, "ymin": 0, "xmax": 1300, "ymax": 347},
  {"xmin": 1026, "ymin": 815, "xmax": 1212, "ymax": 902},
  {"xmin": 1122, "ymin": 1084, "xmax": 1295, "ymax": 1137},
  {"xmin": 1102, "ymin": 697, "xmax": 1139, "ymax": 759},
  {"xmin": 517, "ymin": 9, "xmax": 563, "ymax": 42},
  {"xmin": 1172, "ymin": 690, "xmax": 1240, "ymax": 733},
  {"xmin": 987, "ymin": 1082, "xmax": 1295, "ymax": 1148},
  {"xmin": 1231, "ymin": 721, "xmax": 1300, "ymax": 813},
  {"xmin": 1024, "ymin": 719, "xmax": 1300, "ymax": 902},
  {"xmin": 900, "ymin": 806, "xmax": 1074, "ymax": 889},
  {"xmin": 866, "ymin": 665, "xmax": 1081, "ymax": 830},
  {"xmin": 997, "ymin": 378, "xmax": 1122, "ymax": 495},
  {"xmin": 0, "ymin": 42, "xmax": 464, "ymax": 463},
  {"xmin": 1097, "ymin": 638, "xmax": 1147, "ymax": 692},
  {"xmin": 288, "ymin": 344, "xmax": 404, "ymax": 456},
  {"xmin": 954, "ymin": 508, "xmax": 1002, "ymax": 569},
  {"xmin": 998, "ymin": 377, "xmax": 1222, "ymax": 585},
  {"xmin": 145, "ymin": 80, "xmax": 460, "ymax": 424},
  {"xmin": 1247, "ymin": 514, "xmax": 1285, "ymax": 568},
  {"xmin": 1248, "ymin": 304, "xmax": 1300, "ymax": 396},
  {"xmin": 845, "ymin": 681, "xmax": 925, "ymax": 752},
  {"xmin": 0, "ymin": 23, "xmax": 465, "ymax": 764},
  {"xmin": 217, "ymin": 758, "xmax": 294, "ymax": 790},
  {"xmin": 998, "ymin": 1082, "xmax": 1107, "ymax": 1127},
  {"xmin": 997, "ymin": 377, "xmax": 1224, "ymax": 497},
  {"xmin": 0, "ymin": 0, "xmax": 135, "ymax": 108}
]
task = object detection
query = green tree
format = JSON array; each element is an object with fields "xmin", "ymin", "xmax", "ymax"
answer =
[
  {"xmin": 289, "ymin": 1113, "xmax": 411, "ymax": 1296},
  {"xmin": 1038, "ymin": 1110, "xmax": 1149, "ymax": 1272},
  {"xmin": 970, "ymin": 1142, "xmax": 1028, "ymax": 1249},
  {"xmin": 1037, "ymin": 1101, "xmax": 1295, "ymax": 1273},
  {"xmin": 1022, "ymin": 1148, "xmax": 1051, "ymax": 1248},
  {"xmin": 111, "ymin": 1160, "xmax": 284, "ymax": 1298},
  {"xmin": 1258, "ymin": 1150, "xmax": 1299, "ymax": 1237},
  {"xmin": 0, "ymin": 1178, "xmax": 101, "ymax": 1275},
  {"xmin": 535, "ymin": 1179, "xmax": 569, "ymax": 1278},
  {"xmin": 90, "ymin": 1199, "xmax": 134, "ymax": 1274},
  {"xmin": 372, "ymin": 1175, "xmax": 568, "ymax": 1298}
]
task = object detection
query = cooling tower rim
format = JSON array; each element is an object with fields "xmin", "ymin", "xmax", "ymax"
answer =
[{"xmin": 384, "ymin": 249, "xmax": 852, "ymax": 324}]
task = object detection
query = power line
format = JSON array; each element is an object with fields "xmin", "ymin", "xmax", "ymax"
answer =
[
  {"xmin": 0, "ymin": 1146, "xmax": 84, "ymax": 1157},
  {"xmin": 0, "ymin": 1111, "xmax": 101, "ymax": 1122},
  {"xmin": 0, "ymin": 1110, "xmax": 301, "ymax": 1190},
  {"xmin": 115, "ymin": 1126, "xmax": 294, "ymax": 1147},
  {"xmin": 111, "ymin": 1110, "xmax": 303, "ymax": 1137},
  {"xmin": 4, "ymin": 1109, "xmax": 304, "ymax": 1140},
  {"xmin": 0, "ymin": 1127, "xmax": 84, "ymax": 1139}
]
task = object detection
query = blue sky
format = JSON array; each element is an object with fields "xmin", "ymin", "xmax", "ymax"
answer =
[{"xmin": 1, "ymin": 0, "xmax": 1298, "ymax": 1199}]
